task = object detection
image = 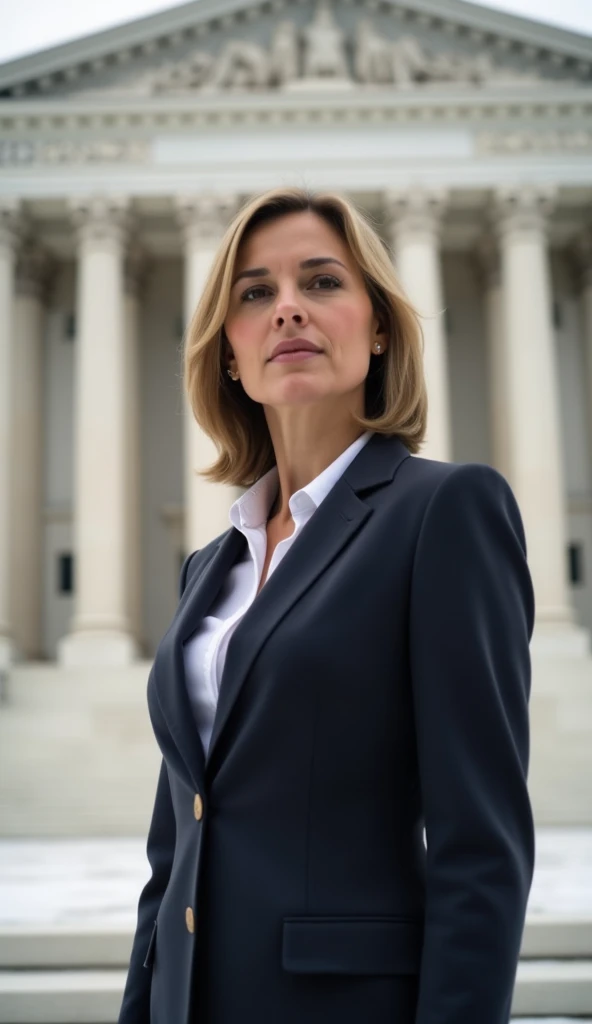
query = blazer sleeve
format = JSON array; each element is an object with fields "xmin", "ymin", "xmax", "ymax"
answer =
[
  {"xmin": 117, "ymin": 551, "xmax": 197, "ymax": 1023},
  {"xmin": 409, "ymin": 463, "xmax": 536, "ymax": 1024}
]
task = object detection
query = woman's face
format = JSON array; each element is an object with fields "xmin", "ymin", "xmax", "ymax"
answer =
[{"xmin": 223, "ymin": 211, "xmax": 384, "ymax": 413}]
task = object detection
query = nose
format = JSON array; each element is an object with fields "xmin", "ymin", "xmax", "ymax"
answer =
[{"xmin": 272, "ymin": 290, "xmax": 309, "ymax": 330}]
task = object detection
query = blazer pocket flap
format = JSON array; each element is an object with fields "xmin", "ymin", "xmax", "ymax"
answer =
[
  {"xmin": 143, "ymin": 920, "xmax": 158, "ymax": 970},
  {"xmin": 282, "ymin": 916, "xmax": 423, "ymax": 976}
]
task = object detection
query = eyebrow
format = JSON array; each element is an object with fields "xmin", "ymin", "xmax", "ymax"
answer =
[{"xmin": 232, "ymin": 257, "xmax": 347, "ymax": 287}]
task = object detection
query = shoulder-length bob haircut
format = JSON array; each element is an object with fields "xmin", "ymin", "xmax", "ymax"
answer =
[{"xmin": 184, "ymin": 186, "xmax": 427, "ymax": 487}]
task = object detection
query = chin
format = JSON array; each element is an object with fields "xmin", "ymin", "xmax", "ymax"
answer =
[{"xmin": 271, "ymin": 380, "xmax": 334, "ymax": 406}]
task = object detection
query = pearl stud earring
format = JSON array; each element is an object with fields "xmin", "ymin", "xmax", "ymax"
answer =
[
  {"xmin": 227, "ymin": 368, "xmax": 240, "ymax": 381},
  {"xmin": 373, "ymin": 342, "xmax": 383, "ymax": 354}
]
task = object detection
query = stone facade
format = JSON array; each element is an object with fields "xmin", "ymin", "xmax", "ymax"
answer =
[{"xmin": 0, "ymin": 0, "xmax": 592, "ymax": 827}]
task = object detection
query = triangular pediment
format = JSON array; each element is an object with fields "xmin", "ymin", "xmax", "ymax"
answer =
[{"xmin": 0, "ymin": 0, "xmax": 590, "ymax": 99}]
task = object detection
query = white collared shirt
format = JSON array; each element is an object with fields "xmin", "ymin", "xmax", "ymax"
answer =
[{"xmin": 183, "ymin": 430, "xmax": 373, "ymax": 755}]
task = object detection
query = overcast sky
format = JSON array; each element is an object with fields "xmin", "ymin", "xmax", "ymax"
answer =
[{"xmin": 0, "ymin": 0, "xmax": 591, "ymax": 65}]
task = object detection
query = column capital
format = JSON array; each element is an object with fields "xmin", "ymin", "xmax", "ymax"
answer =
[
  {"xmin": 69, "ymin": 195, "xmax": 130, "ymax": 246},
  {"xmin": 493, "ymin": 185, "xmax": 556, "ymax": 238},
  {"xmin": 15, "ymin": 240, "xmax": 55, "ymax": 302},
  {"xmin": 0, "ymin": 200, "xmax": 25, "ymax": 250},
  {"xmin": 475, "ymin": 231, "xmax": 501, "ymax": 289},
  {"xmin": 175, "ymin": 194, "xmax": 238, "ymax": 246},
  {"xmin": 384, "ymin": 187, "xmax": 448, "ymax": 237}
]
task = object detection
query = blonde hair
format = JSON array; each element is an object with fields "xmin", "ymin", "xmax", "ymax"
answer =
[{"xmin": 184, "ymin": 186, "xmax": 427, "ymax": 487}]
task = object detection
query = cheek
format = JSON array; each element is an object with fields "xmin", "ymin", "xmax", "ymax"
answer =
[
  {"xmin": 225, "ymin": 313, "xmax": 261, "ymax": 357},
  {"xmin": 324, "ymin": 298, "xmax": 373, "ymax": 354}
]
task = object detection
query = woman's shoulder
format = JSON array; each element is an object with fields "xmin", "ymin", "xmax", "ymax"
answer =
[
  {"xmin": 392, "ymin": 450, "xmax": 521, "ymax": 536},
  {"xmin": 396, "ymin": 453, "xmax": 525, "ymax": 554},
  {"xmin": 399, "ymin": 449, "xmax": 512, "ymax": 501}
]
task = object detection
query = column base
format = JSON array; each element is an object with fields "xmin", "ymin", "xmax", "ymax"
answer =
[{"xmin": 57, "ymin": 630, "xmax": 138, "ymax": 667}]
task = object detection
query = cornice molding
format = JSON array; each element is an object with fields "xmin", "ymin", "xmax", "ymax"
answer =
[
  {"xmin": 1, "ymin": 83, "xmax": 591, "ymax": 140},
  {"xmin": 3, "ymin": 108, "xmax": 592, "ymax": 171}
]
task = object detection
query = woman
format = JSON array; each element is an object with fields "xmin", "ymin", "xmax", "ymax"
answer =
[{"xmin": 118, "ymin": 187, "xmax": 535, "ymax": 1024}]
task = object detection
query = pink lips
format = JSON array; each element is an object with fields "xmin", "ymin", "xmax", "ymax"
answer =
[
  {"xmin": 269, "ymin": 338, "xmax": 323, "ymax": 363},
  {"xmin": 271, "ymin": 350, "xmax": 320, "ymax": 364}
]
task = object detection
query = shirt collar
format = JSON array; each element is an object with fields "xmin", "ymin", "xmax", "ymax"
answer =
[
  {"xmin": 229, "ymin": 430, "xmax": 374, "ymax": 531},
  {"xmin": 229, "ymin": 466, "xmax": 279, "ymax": 531}
]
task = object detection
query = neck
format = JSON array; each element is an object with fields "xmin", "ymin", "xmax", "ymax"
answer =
[{"xmin": 265, "ymin": 401, "xmax": 365, "ymax": 525}]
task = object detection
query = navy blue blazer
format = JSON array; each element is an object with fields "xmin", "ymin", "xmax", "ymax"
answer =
[{"xmin": 118, "ymin": 431, "xmax": 535, "ymax": 1024}]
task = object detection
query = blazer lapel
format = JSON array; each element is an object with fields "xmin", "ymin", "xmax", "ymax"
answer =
[
  {"xmin": 153, "ymin": 527, "xmax": 247, "ymax": 789},
  {"xmin": 205, "ymin": 432, "xmax": 411, "ymax": 773}
]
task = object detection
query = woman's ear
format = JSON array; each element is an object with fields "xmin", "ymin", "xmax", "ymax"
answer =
[{"xmin": 372, "ymin": 315, "xmax": 387, "ymax": 351}]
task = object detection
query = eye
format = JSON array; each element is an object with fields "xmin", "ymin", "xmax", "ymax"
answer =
[
  {"xmin": 240, "ymin": 284, "xmax": 271, "ymax": 303},
  {"xmin": 309, "ymin": 274, "xmax": 342, "ymax": 290}
]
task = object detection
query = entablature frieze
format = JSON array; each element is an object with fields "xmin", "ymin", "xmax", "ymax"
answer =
[{"xmin": 0, "ymin": 85, "xmax": 591, "ymax": 163}]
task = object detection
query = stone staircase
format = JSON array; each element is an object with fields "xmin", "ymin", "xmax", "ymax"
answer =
[
  {"xmin": 0, "ymin": 659, "xmax": 592, "ymax": 1020},
  {"xmin": 0, "ymin": 914, "xmax": 591, "ymax": 1022},
  {"xmin": 0, "ymin": 663, "xmax": 160, "ymax": 837}
]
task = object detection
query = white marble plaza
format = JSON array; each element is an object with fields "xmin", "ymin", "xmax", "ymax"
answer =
[
  {"xmin": 1, "ymin": 827, "xmax": 591, "ymax": 929},
  {"xmin": 0, "ymin": 830, "xmax": 591, "ymax": 1022}
]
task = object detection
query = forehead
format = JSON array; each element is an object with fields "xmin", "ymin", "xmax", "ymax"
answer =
[{"xmin": 235, "ymin": 210, "xmax": 353, "ymax": 270}]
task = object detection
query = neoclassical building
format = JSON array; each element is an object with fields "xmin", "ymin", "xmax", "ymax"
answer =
[{"xmin": 1, "ymin": 0, "xmax": 592, "ymax": 828}]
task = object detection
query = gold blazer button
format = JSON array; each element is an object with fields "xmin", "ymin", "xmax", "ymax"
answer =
[
  {"xmin": 194, "ymin": 794, "xmax": 204, "ymax": 821},
  {"xmin": 185, "ymin": 907, "xmax": 195, "ymax": 934}
]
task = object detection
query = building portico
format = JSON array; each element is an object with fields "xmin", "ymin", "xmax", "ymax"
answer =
[
  {"xmin": 1, "ymin": 183, "xmax": 591, "ymax": 663},
  {"xmin": 1, "ymin": 0, "xmax": 592, "ymax": 828}
]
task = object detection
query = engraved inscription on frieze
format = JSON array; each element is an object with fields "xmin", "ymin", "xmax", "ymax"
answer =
[
  {"xmin": 477, "ymin": 130, "xmax": 592, "ymax": 154},
  {"xmin": 0, "ymin": 139, "xmax": 149, "ymax": 166}
]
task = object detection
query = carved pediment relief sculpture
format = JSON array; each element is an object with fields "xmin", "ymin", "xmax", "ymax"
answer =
[
  {"xmin": 302, "ymin": 1, "xmax": 348, "ymax": 81},
  {"xmin": 356, "ymin": 24, "xmax": 495, "ymax": 87},
  {"xmin": 149, "ymin": 0, "xmax": 550, "ymax": 95}
]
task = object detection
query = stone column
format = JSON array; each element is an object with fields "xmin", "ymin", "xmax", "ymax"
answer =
[
  {"xmin": 476, "ymin": 233, "xmax": 510, "ymax": 478},
  {"xmin": 385, "ymin": 188, "xmax": 451, "ymax": 462},
  {"xmin": 58, "ymin": 197, "xmax": 137, "ymax": 666},
  {"xmin": 123, "ymin": 242, "xmax": 147, "ymax": 653},
  {"xmin": 0, "ymin": 203, "xmax": 20, "ymax": 668},
  {"xmin": 494, "ymin": 186, "xmax": 579, "ymax": 642},
  {"xmin": 9, "ymin": 241, "xmax": 53, "ymax": 660},
  {"xmin": 573, "ymin": 227, "xmax": 592, "ymax": 479},
  {"xmin": 176, "ymin": 195, "xmax": 239, "ymax": 554}
]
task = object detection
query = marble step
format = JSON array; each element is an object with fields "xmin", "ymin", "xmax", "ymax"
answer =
[
  {"xmin": 0, "ymin": 968, "xmax": 125, "ymax": 1024},
  {"xmin": 512, "ymin": 959, "xmax": 592, "ymax": 1017},
  {"xmin": 1, "ymin": 915, "xmax": 591, "ymax": 969},
  {"xmin": 0, "ymin": 960, "xmax": 591, "ymax": 1023},
  {"xmin": 521, "ymin": 915, "xmax": 592, "ymax": 958}
]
